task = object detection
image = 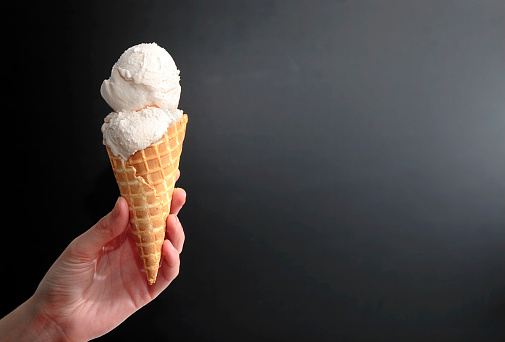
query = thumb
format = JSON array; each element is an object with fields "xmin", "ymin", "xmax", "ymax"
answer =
[{"xmin": 71, "ymin": 197, "xmax": 130, "ymax": 258}]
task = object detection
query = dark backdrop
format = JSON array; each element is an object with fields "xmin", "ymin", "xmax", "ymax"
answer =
[{"xmin": 2, "ymin": 0, "xmax": 505, "ymax": 340}]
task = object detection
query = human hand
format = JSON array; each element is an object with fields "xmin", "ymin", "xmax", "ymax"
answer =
[{"xmin": 4, "ymin": 172, "xmax": 186, "ymax": 341}]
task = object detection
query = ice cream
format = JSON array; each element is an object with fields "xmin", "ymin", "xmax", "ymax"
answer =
[
  {"xmin": 101, "ymin": 42, "xmax": 183, "ymax": 160},
  {"xmin": 101, "ymin": 42, "xmax": 188, "ymax": 285},
  {"xmin": 102, "ymin": 107, "xmax": 182, "ymax": 160},
  {"xmin": 101, "ymin": 42, "xmax": 181, "ymax": 112}
]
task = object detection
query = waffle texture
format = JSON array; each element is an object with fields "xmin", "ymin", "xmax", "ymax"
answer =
[{"xmin": 107, "ymin": 114, "xmax": 188, "ymax": 284}]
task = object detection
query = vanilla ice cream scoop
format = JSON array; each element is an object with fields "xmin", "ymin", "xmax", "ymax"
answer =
[
  {"xmin": 101, "ymin": 42, "xmax": 183, "ymax": 160},
  {"xmin": 101, "ymin": 42, "xmax": 181, "ymax": 112},
  {"xmin": 102, "ymin": 107, "xmax": 182, "ymax": 159}
]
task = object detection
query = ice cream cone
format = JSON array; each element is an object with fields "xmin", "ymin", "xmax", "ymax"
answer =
[{"xmin": 106, "ymin": 114, "xmax": 188, "ymax": 285}]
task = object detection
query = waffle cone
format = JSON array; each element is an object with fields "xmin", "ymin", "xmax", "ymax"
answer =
[{"xmin": 106, "ymin": 114, "xmax": 188, "ymax": 285}]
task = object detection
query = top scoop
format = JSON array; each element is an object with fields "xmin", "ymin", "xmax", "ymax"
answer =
[
  {"xmin": 101, "ymin": 42, "xmax": 181, "ymax": 112},
  {"xmin": 101, "ymin": 43, "xmax": 183, "ymax": 160}
]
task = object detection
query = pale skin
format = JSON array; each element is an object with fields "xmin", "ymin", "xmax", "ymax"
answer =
[{"xmin": 0, "ymin": 171, "xmax": 186, "ymax": 341}]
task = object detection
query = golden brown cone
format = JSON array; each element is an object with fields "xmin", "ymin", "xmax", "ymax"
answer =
[{"xmin": 106, "ymin": 114, "xmax": 188, "ymax": 285}]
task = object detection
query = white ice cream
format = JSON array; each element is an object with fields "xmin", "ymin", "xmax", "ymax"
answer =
[
  {"xmin": 102, "ymin": 107, "xmax": 182, "ymax": 160},
  {"xmin": 101, "ymin": 43, "xmax": 183, "ymax": 159},
  {"xmin": 101, "ymin": 43, "xmax": 181, "ymax": 112}
]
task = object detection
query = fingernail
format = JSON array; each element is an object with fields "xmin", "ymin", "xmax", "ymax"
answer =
[{"xmin": 112, "ymin": 197, "xmax": 121, "ymax": 217}]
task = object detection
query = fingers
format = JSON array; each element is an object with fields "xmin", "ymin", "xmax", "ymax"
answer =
[
  {"xmin": 165, "ymin": 186, "xmax": 186, "ymax": 254},
  {"xmin": 170, "ymin": 188, "xmax": 186, "ymax": 215},
  {"xmin": 161, "ymin": 239, "xmax": 180, "ymax": 282},
  {"xmin": 148, "ymin": 239, "xmax": 180, "ymax": 297},
  {"xmin": 166, "ymin": 214, "xmax": 185, "ymax": 253},
  {"xmin": 175, "ymin": 169, "xmax": 180, "ymax": 182},
  {"xmin": 147, "ymin": 180, "xmax": 184, "ymax": 296},
  {"xmin": 70, "ymin": 197, "xmax": 130, "ymax": 259}
]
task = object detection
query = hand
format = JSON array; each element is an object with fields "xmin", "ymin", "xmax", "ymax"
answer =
[{"xmin": 0, "ymin": 172, "xmax": 186, "ymax": 341}]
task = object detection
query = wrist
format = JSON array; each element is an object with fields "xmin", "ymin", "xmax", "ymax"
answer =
[{"xmin": 0, "ymin": 296, "xmax": 70, "ymax": 342}]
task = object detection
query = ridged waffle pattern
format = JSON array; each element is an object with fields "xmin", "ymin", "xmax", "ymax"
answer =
[{"xmin": 107, "ymin": 114, "xmax": 188, "ymax": 284}]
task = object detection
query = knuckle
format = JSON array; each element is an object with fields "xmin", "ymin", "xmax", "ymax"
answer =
[
  {"xmin": 179, "ymin": 229, "xmax": 185, "ymax": 246},
  {"xmin": 94, "ymin": 216, "xmax": 109, "ymax": 232},
  {"xmin": 174, "ymin": 258, "xmax": 181, "ymax": 276}
]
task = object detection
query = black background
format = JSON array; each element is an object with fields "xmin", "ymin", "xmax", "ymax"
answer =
[{"xmin": 2, "ymin": 0, "xmax": 505, "ymax": 340}]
